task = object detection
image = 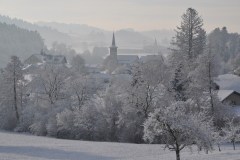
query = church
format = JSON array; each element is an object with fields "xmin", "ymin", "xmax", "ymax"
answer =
[
  {"xmin": 104, "ymin": 32, "xmax": 162, "ymax": 73},
  {"xmin": 108, "ymin": 32, "xmax": 139, "ymax": 66},
  {"xmin": 103, "ymin": 33, "xmax": 139, "ymax": 72}
]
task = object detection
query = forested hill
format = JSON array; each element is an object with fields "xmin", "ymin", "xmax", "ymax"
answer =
[
  {"xmin": 0, "ymin": 22, "xmax": 44, "ymax": 68},
  {"xmin": 0, "ymin": 15, "xmax": 71, "ymax": 47}
]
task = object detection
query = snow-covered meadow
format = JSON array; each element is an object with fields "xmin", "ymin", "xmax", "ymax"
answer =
[{"xmin": 0, "ymin": 131, "xmax": 239, "ymax": 160}]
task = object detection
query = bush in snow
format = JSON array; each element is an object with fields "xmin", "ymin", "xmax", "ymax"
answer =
[{"xmin": 56, "ymin": 108, "xmax": 76, "ymax": 139}]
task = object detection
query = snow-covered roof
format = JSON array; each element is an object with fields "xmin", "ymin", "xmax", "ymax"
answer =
[
  {"xmin": 117, "ymin": 55, "xmax": 139, "ymax": 64},
  {"xmin": 215, "ymin": 74, "xmax": 240, "ymax": 92},
  {"xmin": 139, "ymin": 55, "xmax": 163, "ymax": 63},
  {"xmin": 25, "ymin": 53, "xmax": 67, "ymax": 65},
  {"xmin": 217, "ymin": 90, "xmax": 235, "ymax": 101},
  {"xmin": 44, "ymin": 54, "xmax": 66, "ymax": 64},
  {"xmin": 24, "ymin": 74, "xmax": 33, "ymax": 82}
]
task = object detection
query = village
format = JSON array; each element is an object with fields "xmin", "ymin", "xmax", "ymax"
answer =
[
  {"xmin": 22, "ymin": 33, "xmax": 240, "ymax": 118},
  {"xmin": 0, "ymin": 3, "xmax": 240, "ymax": 160}
]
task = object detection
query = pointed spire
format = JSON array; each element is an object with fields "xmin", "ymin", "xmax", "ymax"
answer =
[{"xmin": 112, "ymin": 32, "xmax": 116, "ymax": 46}]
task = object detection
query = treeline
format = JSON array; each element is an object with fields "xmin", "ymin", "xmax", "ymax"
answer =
[
  {"xmin": 208, "ymin": 27, "xmax": 240, "ymax": 73},
  {"xmin": 0, "ymin": 22, "xmax": 44, "ymax": 67}
]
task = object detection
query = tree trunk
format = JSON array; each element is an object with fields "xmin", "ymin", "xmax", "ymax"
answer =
[
  {"xmin": 208, "ymin": 60, "xmax": 214, "ymax": 114},
  {"xmin": 176, "ymin": 149, "xmax": 180, "ymax": 160},
  {"xmin": 233, "ymin": 141, "xmax": 236, "ymax": 150},
  {"xmin": 13, "ymin": 70, "xmax": 19, "ymax": 121},
  {"xmin": 218, "ymin": 144, "xmax": 221, "ymax": 152}
]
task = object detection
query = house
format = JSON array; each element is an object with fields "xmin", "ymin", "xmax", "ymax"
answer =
[
  {"xmin": 215, "ymin": 74, "xmax": 240, "ymax": 110},
  {"xmin": 24, "ymin": 52, "xmax": 67, "ymax": 65},
  {"xmin": 218, "ymin": 90, "xmax": 240, "ymax": 106}
]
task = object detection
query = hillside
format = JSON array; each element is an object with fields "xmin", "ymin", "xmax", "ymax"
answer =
[
  {"xmin": 0, "ymin": 22, "xmax": 44, "ymax": 68},
  {"xmin": 0, "ymin": 15, "xmax": 71, "ymax": 47},
  {"xmin": 37, "ymin": 22, "xmax": 173, "ymax": 50},
  {"xmin": 0, "ymin": 15, "xmax": 173, "ymax": 54},
  {"xmin": 0, "ymin": 131, "xmax": 239, "ymax": 160}
]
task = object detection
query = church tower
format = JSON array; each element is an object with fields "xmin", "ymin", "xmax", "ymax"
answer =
[
  {"xmin": 153, "ymin": 38, "xmax": 160, "ymax": 54},
  {"xmin": 109, "ymin": 32, "xmax": 118, "ymax": 63}
]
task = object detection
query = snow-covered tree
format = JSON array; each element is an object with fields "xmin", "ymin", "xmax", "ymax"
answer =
[
  {"xmin": 0, "ymin": 56, "xmax": 24, "ymax": 122},
  {"xmin": 101, "ymin": 88, "xmax": 122, "ymax": 141},
  {"xmin": 189, "ymin": 45, "xmax": 220, "ymax": 114},
  {"xmin": 169, "ymin": 8, "xmax": 206, "ymax": 101},
  {"xmin": 74, "ymin": 101, "xmax": 106, "ymax": 140},
  {"xmin": 223, "ymin": 118, "xmax": 240, "ymax": 150},
  {"xmin": 56, "ymin": 108, "xmax": 75, "ymax": 138},
  {"xmin": 71, "ymin": 54, "xmax": 86, "ymax": 74},
  {"xmin": 68, "ymin": 75, "xmax": 97, "ymax": 110},
  {"xmin": 171, "ymin": 8, "xmax": 206, "ymax": 61},
  {"xmin": 144, "ymin": 101, "xmax": 214, "ymax": 160},
  {"xmin": 128, "ymin": 60, "xmax": 166, "ymax": 118},
  {"xmin": 115, "ymin": 59, "xmax": 167, "ymax": 143},
  {"xmin": 36, "ymin": 64, "xmax": 69, "ymax": 105}
]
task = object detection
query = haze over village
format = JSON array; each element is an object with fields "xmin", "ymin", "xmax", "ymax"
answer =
[{"xmin": 0, "ymin": 1, "xmax": 240, "ymax": 160}]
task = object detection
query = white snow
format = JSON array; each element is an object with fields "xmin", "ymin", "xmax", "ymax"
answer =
[
  {"xmin": 217, "ymin": 90, "xmax": 234, "ymax": 101},
  {"xmin": 22, "ymin": 64, "xmax": 32, "ymax": 70},
  {"xmin": 0, "ymin": 131, "xmax": 240, "ymax": 160},
  {"xmin": 24, "ymin": 74, "xmax": 33, "ymax": 82}
]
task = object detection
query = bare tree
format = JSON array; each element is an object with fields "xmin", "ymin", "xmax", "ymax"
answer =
[
  {"xmin": 37, "ymin": 64, "xmax": 69, "ymax": 105},
  {"xmin": 2, "ymin": 56, "xmax": 24, "ymax": 121}
]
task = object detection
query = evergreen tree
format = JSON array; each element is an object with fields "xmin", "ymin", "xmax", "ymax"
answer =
[{"xmin": 169, "ymin": 8, "xmax": 206, "ymax": 101}]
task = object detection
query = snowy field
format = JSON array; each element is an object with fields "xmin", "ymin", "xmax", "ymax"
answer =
[{"xmin": 0, "ymin": 131, "xmax": 240, "ymax": 160}]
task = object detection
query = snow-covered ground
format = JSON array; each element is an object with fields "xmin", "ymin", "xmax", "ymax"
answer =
[{"xmin": 0, "ymin": 131, "xmax": 239, "ymax": 160}]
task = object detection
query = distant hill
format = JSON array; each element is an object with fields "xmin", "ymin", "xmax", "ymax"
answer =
[
  {"xmin": 0, "ymin": 15, "xmax": 71, "ymax": 47},
  {"xmin": 37, "ymin": 22, "xmax": 106, "ymax": 36},
  {"xmin": 0, "ymin": 22, "xmax": 44, "ymax": 68},
  {"xmin": 141, "ymin": 29, "xmax": 174, "ymax": 47},
  {"xmin": 0, "ymin": 15, "xmax": 173, "ymax": 55},
  {"xmin": 36, "ymin": 22, "xmax": 173, "ymax": 51}
]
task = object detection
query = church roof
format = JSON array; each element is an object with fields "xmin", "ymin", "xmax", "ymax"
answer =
[
  {"xmin": 140, "ymin": 55, "xmax": 163, "ymax": 63},
  {"xmin": 117, "ymin": 55, "xmax": 139, "ymax": 64}
]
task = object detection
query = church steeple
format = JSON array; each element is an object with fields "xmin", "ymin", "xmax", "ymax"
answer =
[
  {"xmin": 110, "ymin": 32, "xmax": 117, "ymax": 50},
  {"xmin": 112, "ymin": 32, "xmax": 116, "ymax": 46},
  {"xmin": 153, "ymin": 38, "xmax": 159, "ymax": 54},
  {"xmin": 109, "ymin": 32, "xmax": 118, "ymax": 65}
]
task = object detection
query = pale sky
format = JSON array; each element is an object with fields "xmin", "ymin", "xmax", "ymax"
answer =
[{"xmin": 0, "ymin": 0, "xmax": 239, "ymax": 33}]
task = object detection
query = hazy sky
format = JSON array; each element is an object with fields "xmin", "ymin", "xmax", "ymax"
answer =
[{"xmin": 0, "ymin": 0, "xmax": 239, "ymax": 32}]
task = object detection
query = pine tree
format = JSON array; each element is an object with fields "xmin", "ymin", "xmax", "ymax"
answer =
[
  {"xmin": 169, "ymin": 8, "xmax": 206, "ymax": 101},
  {"xmin": 172, "ymin": 8, "xmax": 206, "ymax": 61}
]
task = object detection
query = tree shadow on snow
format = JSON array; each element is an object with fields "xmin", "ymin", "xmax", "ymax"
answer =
[{"xmin": 0, "ymin": 146, "xmax": 115, "ymax": 160}]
